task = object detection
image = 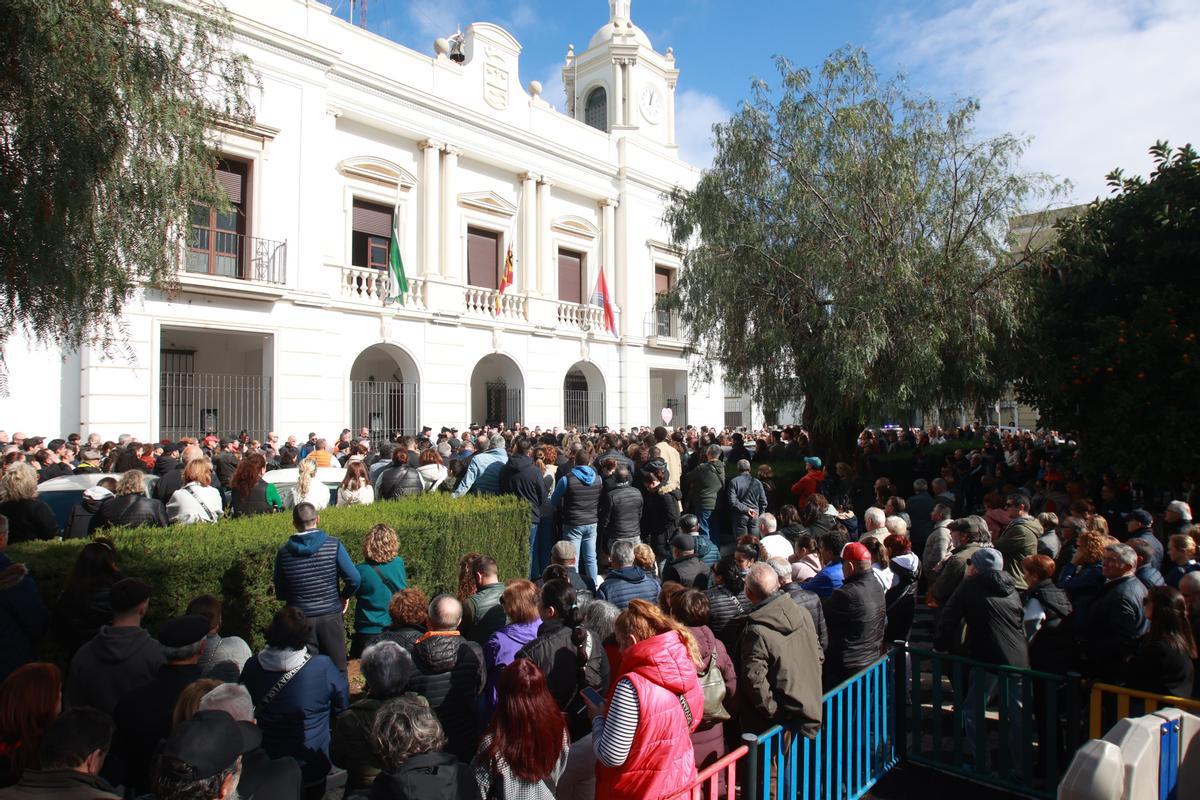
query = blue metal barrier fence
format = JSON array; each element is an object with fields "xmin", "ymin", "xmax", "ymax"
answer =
[{"xmin": 743, "ymin": 649, "xmax": 899, "ymax": 800}]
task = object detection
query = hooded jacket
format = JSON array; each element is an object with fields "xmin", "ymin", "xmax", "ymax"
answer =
[
  {"xmin": 823, "ymin": 569, "xmax": 885, "ymax": 688},
  {"xmin": 64, "ymin": 486, "xmax": 112, "ymax": 539},
  {"xmin": 790, "ymin": 468, "xmax": 826, "ymax": 506},
  {"xmin": 240, "ymin": 650, "xmax": 348, "ymax": 785},
  {"xmin": 516, "ymin": 618, "xmax": 609, "ymax": 742},
  {"xmin": 65, "ymin": 625, "xmax": 164, "ymax": 714},
  {"xmin": 499, "ymin": 452, "xmax": 547, "ymax": 523},
  {"xmin": 405, "ymin": 632, "xmax": 485, "ymax": 761},
  {"xmin": 600, "ymin": 482, "xmax": 644, "ymax": 542},
  {"xmin": 595, "ymin": 631, "xmax": 704, "ymax": 800},
  {"xmin": 273, "ymin": 529, "xmax": 361, "ymax": 617},
  {"xmin": 737, "ymin": 591, "xmax": 824, "ymax": 738},
  {"xmin": 934, "ymin": 569, "xmax": 1029, "ymax": 667},
  {"xmin": 994, "ymin": 516, "xmax": 1042, "ymax": 590},
  {"xmin": 597, "ymin": 565, "xmax": 661, "ymax": 610},
  {"xmin": 552, "ymin": 465, "xmax": 601, "ymax": 527},
  {"xmin": 367, "ymin": 752, "xmax": 477, "ymax": 800}
]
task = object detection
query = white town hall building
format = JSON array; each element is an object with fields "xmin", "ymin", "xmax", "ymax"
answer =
[{"xmin": 1, "ymin": 0, "xmax": 744, "ymax": 441}]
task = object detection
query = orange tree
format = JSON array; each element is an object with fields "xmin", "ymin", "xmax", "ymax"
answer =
[{"xmin": 1015, "ymin": 142, "xmax": 1200, "ymax": 485}]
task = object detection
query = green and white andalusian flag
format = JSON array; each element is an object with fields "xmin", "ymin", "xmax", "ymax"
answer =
[{"xmin": 389, "ymin": 208, "xmax": 407, "ymax": 303}]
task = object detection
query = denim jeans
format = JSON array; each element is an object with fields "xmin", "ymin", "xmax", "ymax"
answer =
[
  {"xmin": 696, "ymin": 508, "xmax": 714, "ymax": 546},
  {"xmin": 564, "ymin": 523, "xmax": 598, "ymax": 584}
]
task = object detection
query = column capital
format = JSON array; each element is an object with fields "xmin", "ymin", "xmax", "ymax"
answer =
[
  {"xmin": 443, "ymin": 145, "xmax": 463, "ymax": 157},
  {"xmin": 419, "ymin": 138, "xmax": 444, "ymax": 151},
  {"xmin": 599, "ymin": 198, "xmax": 618, "ymax": 209},
  {"xmin": 519, "ymin": 171, "xmax": 541, "ymax": 183},
  {"xmin": 537, "ymin": 177, "xmax": 555, "ymax": 189}
]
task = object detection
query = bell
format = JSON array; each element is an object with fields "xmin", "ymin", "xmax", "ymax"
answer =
[{"xmin": 448, "ymin": 30, "xmax": 465, "ymax": 64}]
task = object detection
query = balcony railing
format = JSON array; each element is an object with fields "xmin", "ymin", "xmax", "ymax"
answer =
[
  {"xmin": 556, "ymin": 300, "xmax": 609, "ymax": 333},
  {"xmin": 185, "ymin": 228, "xmax": 286, "ymax": 285},
  {"xmin": 340, "ymin": 266, "xmax": 427, "ymax": 310},
  {"xmin": 465, "ymin": 286, "xmax": 528, "ymax": 321},
  {"xmin": 645, "ymin": 309, "xmax": 684, "ymax": 341}
]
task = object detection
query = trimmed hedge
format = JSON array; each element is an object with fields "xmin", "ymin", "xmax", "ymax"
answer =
[{"xmin": 9, "ymin": 494, "xmax": 530, "ymax": 654}]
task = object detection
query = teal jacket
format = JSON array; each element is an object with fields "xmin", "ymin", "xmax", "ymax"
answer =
[{"xmin": 353, "ymin": 558, "xmax": 409, "ymax": 635}]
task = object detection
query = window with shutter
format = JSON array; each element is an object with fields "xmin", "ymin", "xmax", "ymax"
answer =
[
  {"xmin": 187, "ymin": 158, "xmax": 249, "ymax": 277},
  {"xmin": 585, "ymin": 87, "xmax": 608, "ymax": 132},
  {"xmin": 558, "ymin": 249, "xmax": 583, "ymax": 304},
  {"xmin": 467, "ymin": 227, "xmax": 500, "ymax": 289},
  {"xmin": 351, "ymin": 199, "xmax": 393, "ymax": 270}
]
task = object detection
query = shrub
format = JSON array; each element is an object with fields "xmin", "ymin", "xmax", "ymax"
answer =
[{"xmin": 9, "ymin": 494, "xmax": 530, "ymax": 654}]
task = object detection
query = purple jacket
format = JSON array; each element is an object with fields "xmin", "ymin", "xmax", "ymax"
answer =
[{"xmin": 483, "ymin": 620, "xmax": 541, "ymax": 716}]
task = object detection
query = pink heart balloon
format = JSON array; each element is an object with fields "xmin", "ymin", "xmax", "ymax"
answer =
[{"xmin": 661, "ymin": 407, "xmax": 673, "ymax": 425}]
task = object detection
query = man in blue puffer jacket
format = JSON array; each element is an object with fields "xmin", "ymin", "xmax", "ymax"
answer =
[
  {"xmin": 597, "ymin": 539, "xmax": 660, "ymax": 610},
  {"xmin": 452, "ymin": 433, "xmax": 509, "ymax": 497},
  {"xmin": 273, "ymin": 503, "xmax": 361, "ymax": 676}
]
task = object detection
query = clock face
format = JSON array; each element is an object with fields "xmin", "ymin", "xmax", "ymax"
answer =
[{"xmin": 639, "ymin": 86, "xmax": 663, "ymax": 124}]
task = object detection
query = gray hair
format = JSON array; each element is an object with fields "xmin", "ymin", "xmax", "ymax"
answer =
[
  {"xmin": 551, "ymin": 540, "xmax": 576, "ymax": 564},
  {"xmin": 1104, "ymin": 543, "xmax": 1137, "ymax": 570},
  {"xmin": 864, "ymin": 507, "xmax": 886, "ymax": 529},
  {"xmin": 932, "ymin": 503, "xmax": 953, "ymax": 521},
  {"xmin": 912, "ymin": 479, "xmax": 928, "ymax": 493},
  {"xmin": 884, "ymin": 516, "xmax": 908, "ymax": 537},
  {"xmin": 371, "ymin": 695, "xmax": 446, "ymax": 771},
  {"xmin": 757, "ymin": 513, "xmax": 777, "ymax": 534},
  {"xmin": 428, "ymin": 594, "xmax": 462, "ymax": 630},
  {"xmin": 609, "ymin": 539, "xmax": 635, "ymax": 568},
  {"xmin": 198, "ymin": 683, "xmax": 255, "ymax": 722},
  {"xmin": 161, "ymin": 640, "xmax": 205, "ymax": 663},
  {"xmin": 737, "ymin": 458, "xmax": 751, "ymax": 473},
  {"xmin": 745, "ymin": 562, "xmax": 780, "ymax": 600},
  {"xmin": 581, "ymin": 599, "xmax": 620, "ymax": 642},
  {"xmin": 931, "ymin": 478, "xmax": 948, "ymax": 494},
  {"xmin": 766, "ymin": 556, "xmax": 792, "ymax": 584},
  {"xmin": 361, "ymin": 641, "xmax": 414, "ymax": 698},
  {"xmin": 706, "ymin": 444, "xmax": 723, "ymax": 459}
]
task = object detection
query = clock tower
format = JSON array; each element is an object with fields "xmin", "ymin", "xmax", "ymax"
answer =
[{"xmin": 563, "ymin": 0, "xmax": 679, "ymax": 150}]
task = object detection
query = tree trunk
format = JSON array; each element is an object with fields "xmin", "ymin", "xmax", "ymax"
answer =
[{"xmin": 803, "ymin": 398, "xmax": 861, "ymax": 464}]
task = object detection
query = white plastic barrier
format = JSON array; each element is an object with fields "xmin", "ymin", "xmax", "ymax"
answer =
[
  {"xmin": 1058, "ymin": 707, "xmax": 1200, "ymax": 800},
  {"xmin": 1057, "ymin": 739, "xmax": 1123, "ymax": 800}
]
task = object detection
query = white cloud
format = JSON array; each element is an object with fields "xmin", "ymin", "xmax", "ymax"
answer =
[
  {"xmin": 504, "ymin": 1, "xmax": 538, "ymax": 30},
  {"xmin": 404, "ymin": 0, "xmax": 474, "ymax": 44},
  {"xmin": 538, "ymin": 63, "xmax": 567, "ymax": 111},
  {"xmin": 877, "ymin": 0, "xmax": 1200, "ymax": 203},
  {"xmin": 674, "ymin": 89, "xmax": 731, "ymax": 168}
]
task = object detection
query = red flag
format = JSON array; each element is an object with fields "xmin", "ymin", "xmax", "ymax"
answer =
[
  {"xmin": 495, "ymin": 245, "xmax": 514, "ymax": 315},
  {"xmin": 591, "ymin": 265, "xmax": 617, "ymax": 335}
]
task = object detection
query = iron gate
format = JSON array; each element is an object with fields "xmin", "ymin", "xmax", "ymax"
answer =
[
  {"xmin": 159, "ymin": 372, "xmax": 273, "ymax": 441},
  {"xmin": 351, "ymin": 381, "xmax": 420, "ymax": 439},
  {"xmin": 484, "ymin": 382, "xmax": 523, "ymax": 426},
  {"xmin": 563, "ymin": 389, "xmax": 605, "ymax": 430}
]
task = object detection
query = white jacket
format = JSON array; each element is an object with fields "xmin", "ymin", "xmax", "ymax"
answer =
[
  {"xmin": 417, "ymin": 463, "xmax": 448, "ymax": 492},
  {"xmin": 337, "ymin": 484, "xmax": 375, "ymax": 507},
  {"xmin": 167, "ymin": 483, "xmax": 224, "ymax": 524},
  {"xmin": 286, "ymin": 483, "xmax": 329, "ymax": 510}
]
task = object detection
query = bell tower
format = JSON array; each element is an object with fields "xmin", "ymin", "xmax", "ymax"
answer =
[{"xmin": 562, "ymin": 0, "xmax": 679, "ymax": 149}]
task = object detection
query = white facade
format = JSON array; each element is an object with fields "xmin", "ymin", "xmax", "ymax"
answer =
[{"xmin": 0, "ymin": 0, "xmax": 726, "ymax": 441}]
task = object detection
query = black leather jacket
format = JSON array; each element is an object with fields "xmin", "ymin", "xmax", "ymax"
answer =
[
  {"xmin": 405, "ymin": 633, "xmax": 485, "ymax": 761},
  {"xmin": 376, "ymin": 464, "xmax": 424, "ymax": 500},
  {"xmin": 90, "ymin": 494, "xmax": 168, "ymax": 532},
  {"xmin": 599, "ymin": 483, "xmax": 643, "ymax": 541},
  {"xmin": 823, "ymin": 569, "xmax": 885, "ymax": 685}
]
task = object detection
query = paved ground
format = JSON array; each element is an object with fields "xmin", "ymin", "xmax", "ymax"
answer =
[{"xmin": 866, "ymin": 763, "xmax": 1026, "ymax": 799}]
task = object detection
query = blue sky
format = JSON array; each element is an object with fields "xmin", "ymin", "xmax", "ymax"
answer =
[{"xmin": 331, "ymin": 0, "xmax": 1200, "ymax": 204}]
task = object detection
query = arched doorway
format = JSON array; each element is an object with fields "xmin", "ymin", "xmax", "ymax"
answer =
[
  {"xmin": 350, "ymin": 345, "xmax": 420, "ymax": 439},
  {"xmin": 563, "ymin": 361, "xmax": 605, "ymax": 430},
  {"xmin": 469, "ymin": 354, "xmax": 524, "ymax": 426}
]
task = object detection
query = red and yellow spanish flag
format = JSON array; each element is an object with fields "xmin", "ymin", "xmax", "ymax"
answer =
[{"xmin": 495, "ymin": 244, "xmax": 514, "ymax": 315}]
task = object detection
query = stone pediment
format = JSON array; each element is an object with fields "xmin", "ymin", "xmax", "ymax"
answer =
[
  {"xmin": 458, "ymin": 191, "xmax": 517, "ymax": 217},
  {"xmin": 551, "ymin": 215, "xmax": 600, "ymax": 239},
  {"xmin": 338, "ymin": 157, "xmax": 416, "ymax": 190}
]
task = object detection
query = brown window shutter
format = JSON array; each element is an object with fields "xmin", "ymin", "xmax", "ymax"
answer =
[
  {"xmin": 655, "ymin": 267, "xmax": 672, "ymax": 294},
  {"xmin": 558, "ymin": 249, "xmax": 583, "ymax": 304},
  {"xmin": 352, "ymin": 199, "xmax": 393, "ymax": 238},
  {"xmin": 216, "ymin": 163, "xmax": 244, "ymax": 205},
  {"xmin": 468, "ymin": 228, "xmax": 499, "ymax": 289}
]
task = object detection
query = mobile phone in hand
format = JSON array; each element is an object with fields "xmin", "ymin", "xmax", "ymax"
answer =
[{"xmin": 580, "ymin": 686, "xmax": 605, "ymax": 707}]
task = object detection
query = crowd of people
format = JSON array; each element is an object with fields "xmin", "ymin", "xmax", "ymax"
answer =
[{"xmin": 0, "ymin": 421, "xmax": 1197, "ymax": 799}]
